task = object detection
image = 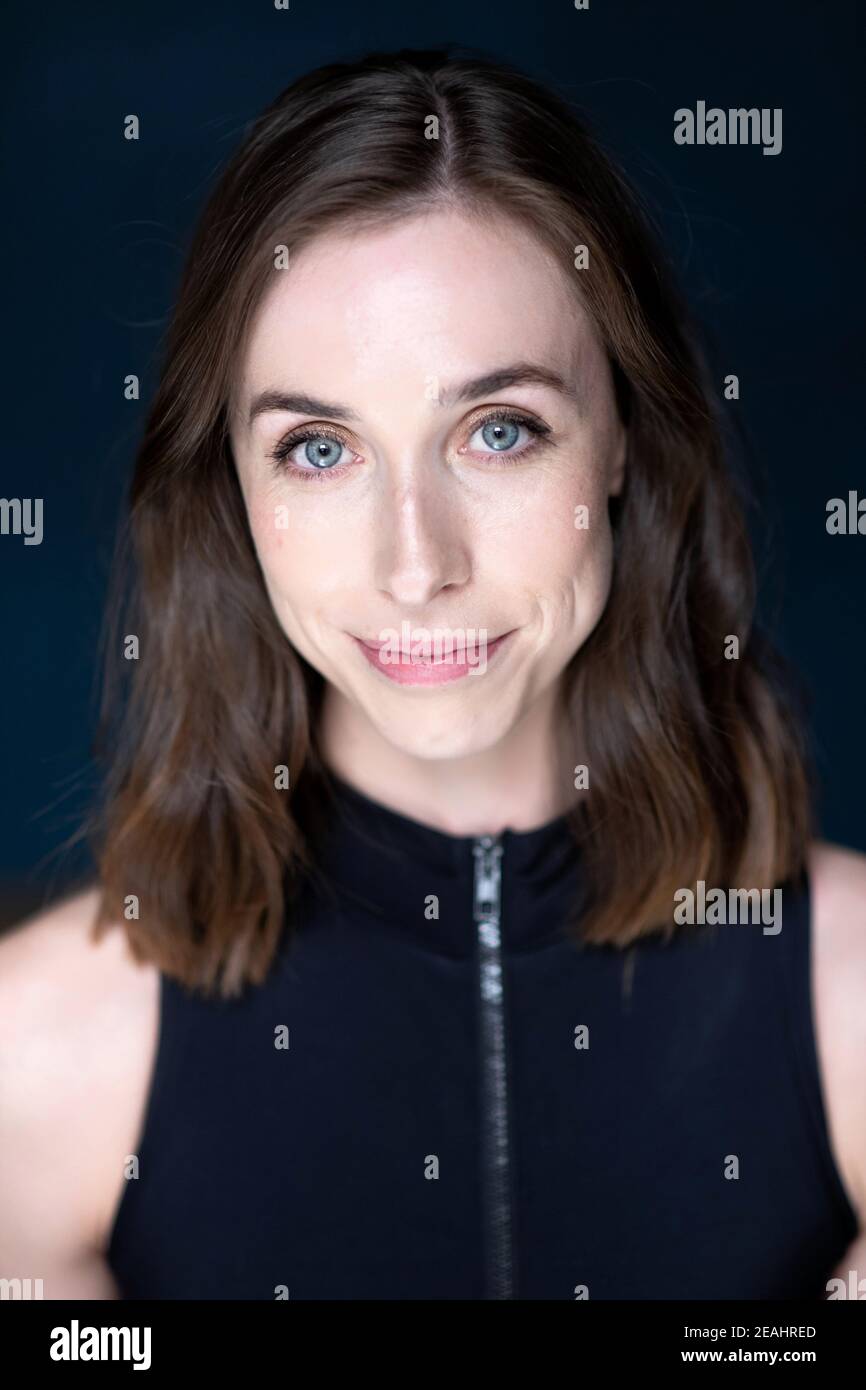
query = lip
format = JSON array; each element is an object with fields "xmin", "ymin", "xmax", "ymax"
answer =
[{"xmin": 350, "ymin": 630, "xmax": 515, "ymax": 686}]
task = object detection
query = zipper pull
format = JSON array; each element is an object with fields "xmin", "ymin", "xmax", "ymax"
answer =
[{"xmin": 473, "ymin": 836, "xmax": 503, "ymax": 922}]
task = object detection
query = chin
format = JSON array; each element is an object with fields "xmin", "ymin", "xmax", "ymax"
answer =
[{"xmin": 369, "ymin": 704, "xmax": 517, "ymax": 762}]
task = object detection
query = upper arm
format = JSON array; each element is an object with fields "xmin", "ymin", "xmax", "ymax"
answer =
[
  {"xmin": 809, "ymin": 841, "xmax": 866, "ymax": 1236},
  {"xmin": 0, "ymin": 888, "xmax": 158, "ymax": 1300}
]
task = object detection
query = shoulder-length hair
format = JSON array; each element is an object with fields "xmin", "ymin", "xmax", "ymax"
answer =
[{"xmin": 90, "ymin": 46, "xmax": 813, "ymax": 996}]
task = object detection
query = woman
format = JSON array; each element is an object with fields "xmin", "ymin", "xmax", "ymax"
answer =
[{"xmin": 1, "ymin": 47, "xmax": 864, "ymax": 1301}]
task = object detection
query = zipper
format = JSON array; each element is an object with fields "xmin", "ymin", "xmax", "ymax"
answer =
[{"xmin": 472, "ymin": 834, "xmax": 514, "ymax": 1299}]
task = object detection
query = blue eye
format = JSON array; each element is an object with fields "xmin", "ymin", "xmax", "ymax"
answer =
[
  {"xmin": 269, "ymin": 408, "xmax": 552, "ymax": 482},
  {"xmin": 476, "ymin": 419, "xmax": 521, "ymax": 451},
  {"xmin": 271, "ymin": 428, "xmax": 352, "ymax": 478},
  {"xmin": 299, "ymin": 437, "xmax": 346, "ymax": 469},
  {"xmin": 467, "ymin": 411, "xmax": 551, "ymax": 458}
]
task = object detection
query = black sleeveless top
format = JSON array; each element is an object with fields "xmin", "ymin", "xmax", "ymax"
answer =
[{"xmin": 107, "ymin": 774, "xmax": 858, "ymax": 1299}]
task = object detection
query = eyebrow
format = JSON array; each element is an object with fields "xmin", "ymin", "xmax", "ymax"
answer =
[{"xmin": 245, "ymin": 361, "xmax": 581, "ymax": 428}]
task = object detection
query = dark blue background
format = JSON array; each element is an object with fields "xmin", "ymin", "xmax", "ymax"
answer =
[{"xmin": 1, "ymin": 0, "xmax": 863, "ymax": 920}]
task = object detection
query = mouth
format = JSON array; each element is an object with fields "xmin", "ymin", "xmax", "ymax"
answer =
[{"xmin": 350, "ymin": 629, "xmax": 516, "ymax": 687}]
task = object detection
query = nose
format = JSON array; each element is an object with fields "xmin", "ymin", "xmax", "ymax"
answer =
[{"xmin": 373, "ymin": 469, "xmax": 471, "ymax": 609}]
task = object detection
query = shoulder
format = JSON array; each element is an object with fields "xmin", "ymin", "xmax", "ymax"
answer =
[
  {"xmin": 1, "ymin": 882, "xmax": 138, "ymax": 989},
  {"xmin": 808, "ymin": 840, "xmax": 866, "ymax": 1229},
  {"xmin": 0, "ymin": 885, "xmax": 159, "ymax": 1089},
  {"xmin": 0, "ymin": 886, "xmax": 160, "ymax": 1277},
  {"xmin": 809, "ymin": 840, "xmax": 866, "ymax": 922}
]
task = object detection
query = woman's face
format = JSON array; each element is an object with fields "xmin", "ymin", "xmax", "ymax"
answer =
[{"xmin": 230, "ymin": 208, "xmax": 626, "ymax": 761}]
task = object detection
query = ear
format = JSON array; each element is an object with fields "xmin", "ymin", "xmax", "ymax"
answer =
[{"xmin": 608, "ymin": 422, "xmax": 628, "ymax": 498}]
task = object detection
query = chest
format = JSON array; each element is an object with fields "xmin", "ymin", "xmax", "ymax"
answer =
[{"xmin": 107, "ymin": 920, "xmax": 856, "ymax": 1298}]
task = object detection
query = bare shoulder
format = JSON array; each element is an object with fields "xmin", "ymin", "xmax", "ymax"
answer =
[
  {"xmin": 0, "ymin": 886, "xmax": 160, "ymax": 1297},
  {"xmin": 0, "ymin": 883, "xmax": 147, "ymax": 1001},
  {"xmin": 0, "ymin": 886, "xmax": 159, "ymax": 1099},
  {"xmin": 808, "ymin": 840, "xmax": 866, "ymax": 1229}
]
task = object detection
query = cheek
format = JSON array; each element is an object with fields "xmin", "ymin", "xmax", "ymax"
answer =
[
  {"xmin": 247, "ymin": 492, "xmax": 297, "ymax": 593},
  {"xmin": 497, "ymin": 467, "xmax": 615, "ymax": 611},
  {"xmin": 244, "ymin": 482, "xmax": 347, "ymax": 604}
]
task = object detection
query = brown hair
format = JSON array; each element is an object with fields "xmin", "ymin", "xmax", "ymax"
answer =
[{"xmin": 89, "ymin": 46, "xmax": 813, "ymax": 996}]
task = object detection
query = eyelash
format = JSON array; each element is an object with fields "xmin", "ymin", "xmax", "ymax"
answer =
[{"xmin": 268, "ymin": 408, "xmax": 553, "ymax": 482}]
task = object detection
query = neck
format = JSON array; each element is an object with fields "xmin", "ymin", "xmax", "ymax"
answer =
[{"xmin": 318, "ymin": 679, "xmax": 578, "ymax": 838}]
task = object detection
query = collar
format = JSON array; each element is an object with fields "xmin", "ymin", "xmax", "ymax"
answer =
[{"xmin": 296, "ymin": 768, "xmax": 585, "ymax": 958}]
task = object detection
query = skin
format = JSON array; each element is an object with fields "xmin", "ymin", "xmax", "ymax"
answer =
[
  {"xmin": 229, "ymin": 209, "xmax": 626, "ymax": 834},
  {"xmin": 0, "ymin": 210, "xmax": 864, "ymax": 1298}
]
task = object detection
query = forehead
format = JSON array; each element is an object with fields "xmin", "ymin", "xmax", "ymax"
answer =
[{"xmin": 237, "ymin": 208, "xmax": 593, "ymax": 400}]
